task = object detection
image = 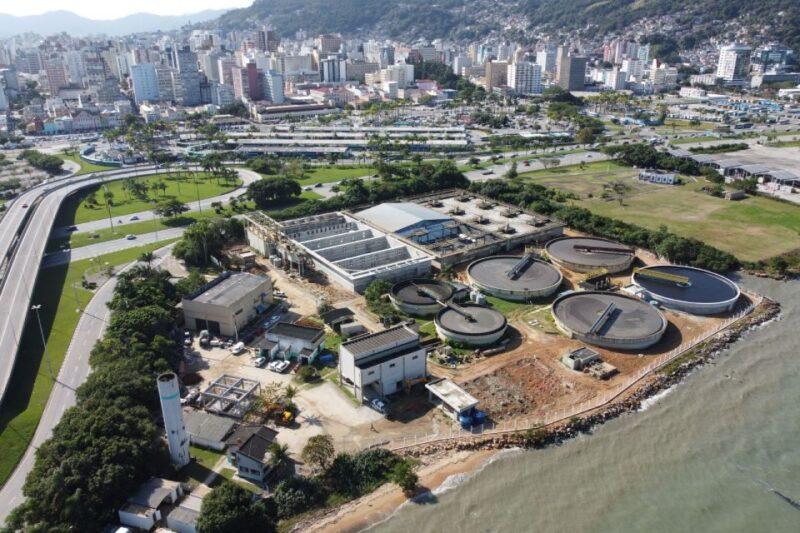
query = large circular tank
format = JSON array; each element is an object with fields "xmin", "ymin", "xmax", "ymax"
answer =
[
  {"xmin": 435, "ymin": 304, "xmax": 508, "ymax": 346},
  {"xmin": 467, "ymin": 255, "xmax": 563, "ymax": 301},
  {"xmin": 390, "ymin": 279, "xmax": 454, "ymax": 316},
  {"xmin": 632, "ymin": 265, "xmax": 740, "ymax": 315},
  {"xmin": 552, "ymin": 291, "xmax": 667, "ymax": 350},
  {"xmin": 545, "ymin": 237, "xmax": 635, "ymax": 274}
]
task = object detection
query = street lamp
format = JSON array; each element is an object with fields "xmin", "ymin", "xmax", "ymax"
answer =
[{"xmin": 31, "ymin": 304, "xmax": 54, "ymax": 383}]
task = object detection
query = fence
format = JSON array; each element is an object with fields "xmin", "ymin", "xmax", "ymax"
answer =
[{"xmin": 339, "ymin": 294, "xmax": 761, "ymax": 453}]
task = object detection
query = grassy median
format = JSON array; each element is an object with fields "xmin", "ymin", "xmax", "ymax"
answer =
[
  {"xmin": 58, "ymin": 152, "xmax": 115, "ymax": 175},
  {"xmin": 0, "ymin": 240, "xmax": 179, "ymax": 487}
]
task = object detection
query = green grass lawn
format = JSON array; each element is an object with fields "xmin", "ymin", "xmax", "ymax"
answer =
[
  {"xmin": 55, "ymin": 172, "xmax": 241, "ymax": 225},
  {"xmin": 521, "ymin": 160, "xmax": 800, "ymax": 261},
  {"xmin": 0, "ymin": 240, "xmax": 179, "ymax": 487},
  {"xmin": 298, "ymin": 166, "xmax": 374, "ymax": 186},
  {"xmin": 47, "ymin": 209, "xmax": 239, "ymax": 253},
  {"xmin": 520, "ymin": 160, "xmax": 641, "ymax": 197},
  {"xmin": 177, "ymin": 446, "xmax": 225, "ymax": 488},
  {"xmin": 58, "ymin": 152, "xmax": 115, "ymax": 175},
  {"xmin": 484, "ymin": 295, "xmax": 532, "ymax": 316}
]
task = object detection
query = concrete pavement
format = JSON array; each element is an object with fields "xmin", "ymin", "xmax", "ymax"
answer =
[
  {"xmin": 0, "ymin": 244, "xmax": 175, "ymax": 522},
  {"xmin": 42, "ymin": 228, "xmax": 186, "ymax": 268}
]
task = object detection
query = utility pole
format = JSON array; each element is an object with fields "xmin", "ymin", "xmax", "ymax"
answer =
[{"xmin": 31, "ymin": 305, "xmax": 54, "ymax": 383}]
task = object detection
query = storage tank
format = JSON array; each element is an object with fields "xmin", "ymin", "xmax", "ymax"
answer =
[
  {"xmin": 631, "ymin": 265, "xmax": 740, "ymax": 315},
  {"xmin": 157, "ymin": 372, "xmax": 190, "ymax": 468},
  {"xmin": 545, "ymin": 237, "xmax": 635, "ymax": 274},
  {"xmin": 467, "ymin": 254, "xmax": 563, "ymax": 301}
]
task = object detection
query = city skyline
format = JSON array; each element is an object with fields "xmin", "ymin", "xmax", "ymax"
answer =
[{"xmin": 0, "ymin": 0, "xmax": 251, "ymax": 20}]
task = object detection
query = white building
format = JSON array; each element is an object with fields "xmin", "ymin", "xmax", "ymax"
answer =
[
  {"xmin": 507, "ymin": 61, "xmax": 542, "ymax": 95},
  {"xmin": 266, "ymin": 322, "xmax": 325, "ymax": 364},
  {"xmin": 262, "ymin": 69, "xmax": 285, "ymax": 104},
  {"xmin": 536, "ymin": 47, "xmax": 557, "ymax": 75},
  {"xmin": 716, "ymin": 44, "xmax": 752, "ymax": 82},
  {"xmin": 638, "ymin": 170, "xmax": 677, "ymax": 185},
  {"xmin": 130, "ymin": 63, "xmax": 159, "ymax": 104},
  {"xmin": 338, "ymin": 324, "xmax": 427, "ymax": 401}
]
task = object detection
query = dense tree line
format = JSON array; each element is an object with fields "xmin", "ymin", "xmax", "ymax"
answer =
[
  {"xmin": 173, "ymin": 217, "xmax": 245, "ymax": 267},
  {"xmin": 246, "ymin": 176, "xmax": 302, "ymax": 208},
  {"xmin": 604, "ymin": 143, "xmax": 703, "ymax": 175},
  {"xmin": 19, "ymin": 149, "xmax": 64, "ymax": 175},
  {"xmin": 7, "ymin": 265, "xmax": 181, "ymax": 531},
  {"xmin": 274, "ymin": 159, "xmax": 468, "ymax": 220},
  {"xmin": 689, "ymin": 142, "xmax": 749, "ymax": 155},
  {"xmin": 468, "ymin": 179, "xmax": 739, "ymax": 272}
]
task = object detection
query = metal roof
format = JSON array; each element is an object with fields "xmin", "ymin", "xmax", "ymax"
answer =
[
  {"xmin": 425, "ymin": 378, "xmax": 478, "ymax": 413},
  {"xmin": 127, "ymin": 478, "xmax": 181, "ymax": 509},
  {"xmin": 341, "ymin": 324, "xmax": 419, "ymax": 358},
  {"xmin": 356, "ymin": 202, "xmax": 452, "ymax": 233},
  {"xmin": 270, "ymin": 322, "xmax": 325, "ymax": 343},
  {"xmin": 183, "ymin": 409, "xmax": 236, "ymax": 443},
  {"xmin": 189, "ymin": 272, "xmax": 269, "ymax": 307}
]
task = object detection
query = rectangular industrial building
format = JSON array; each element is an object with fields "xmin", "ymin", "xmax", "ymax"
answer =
[
  {"xmin": 245, "ymin": 211, "xmax": 432, "ymax": 293},
  {"xmin": 338, "ymin": 324, "xmax": 427, "ymax": 401},
  {"xmin": 180, "ymin": 272, "xmax": 273, "ymax": 337}
]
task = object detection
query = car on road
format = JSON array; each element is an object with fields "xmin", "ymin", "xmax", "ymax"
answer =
[
  {"xmin": 231, "ymin": 342, "xmax": 246, "ymax": 355},
  {"xmin": 303, "ymin": 186, "xmax": 312, "ymax": 191},
  {"xmin": 370, "ymin": 398, "xmax": 387, "ymax": 414},
  {"xmin": 21, "ymin": 203, "xmax": 28, "ymax": 208},
  {"xmin": 268, "ymin": 360, "xmax": 291, "ymax": 373},
  {"xmin": 315, "ymin": 182, "xmax": 323, "ymax": 188},
  {"xmin": 66, "ymin": 225, "xmax": 78, "ymax": 231},
  {"xmin": 481, "ymin": 170, "xmax": 493, "ymax": 175},
  {"xmin": 125, "ymin": 234, "xmax": 136, "ymax": 240},
  {"xmin": 130, "ymin": 215, "xmax": 139, "ymax": 221}
]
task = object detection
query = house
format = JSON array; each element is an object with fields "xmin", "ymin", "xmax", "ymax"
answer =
[
  {"xmin": 226, "ymin": 425, "xmax": 279, "ymax": 484},
  {"xmin": 267, "ymin": 322, "xmax": 325, "ymax": 364},
  {"xmin": 320, "ymin": 307, "xmax": 355, "ymax": 331},
  {"xmin": 338, "ymin": 324, "xmax": 427, "ymax": 401},
  {"xmin": 180, "ymin": 272, "xmax": 273, "ymax": 337},
  {"xmin": 118, "ymin": 478, "xmax": 183, "ymax": 531}
]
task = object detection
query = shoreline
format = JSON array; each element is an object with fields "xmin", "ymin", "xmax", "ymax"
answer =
[{"xmin": 293, "ymin": 296, "xmax": 780, "ymax": 533}]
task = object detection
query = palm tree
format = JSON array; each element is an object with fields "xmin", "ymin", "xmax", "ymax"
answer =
[
  {"xmin": 268, "ymin": 442, "xmax": 290, "ymax": 468},
  {"xmin": 139, "ymin": 251, "xmax": 155, "ymax": 267},
  {"xmin": 284, "ymin": 385, "xmax": 298, "ymax": 401}
]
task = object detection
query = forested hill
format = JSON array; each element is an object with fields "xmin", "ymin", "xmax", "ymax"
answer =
[{"xmin": 215, "ymin": 0, "xmax": 800, "ymax": 51}]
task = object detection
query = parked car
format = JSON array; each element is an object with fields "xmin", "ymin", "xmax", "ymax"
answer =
[
  {"xmin": 268, "ymin": 360, "xmax": 291, "ymax": 373},
  {"xmin": 231, "ymin": 342, "xmax": 246, "ymax": 355},
  {"xmin": 253, "ymin": 357, "xmax": 267, "ymax": 368},
  {"xmin": 370, "ymin": 398, "xmax": 387, "ymax": 414}
]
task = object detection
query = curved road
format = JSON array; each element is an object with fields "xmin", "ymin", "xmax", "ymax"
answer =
[{"xmin": 0, "ymin": 245, "xmax": 176, "ymax": 520}]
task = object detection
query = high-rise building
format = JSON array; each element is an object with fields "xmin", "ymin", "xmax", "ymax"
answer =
[
  {"xmin": 43, "ymin": 56, "xmax": 69, "ymax": 94},
  {"xmin": 555, "ymin": 45, "xmax": 569, "ymax": 83},
  {"xmin": 484, "ymin": 60, "xmax": 508, "ymax": 91},
  {"xmin": 0, "ymin": 86, "xmax": 8, "ymax": 112},
  {"xmin": 265, "ymin": 30, "xmax": 280, "ymax": 53},
  {"xmin": 379, "ymin": 46, "xmax": 395, "ymax": 68},
  {"xmin": 507, "ymin": 61, "xmax": 542, "ymax": 95},
  {"xmin": 320, "ymin": 56, "xmax": 346, "ymax": 83},
  {"xmin": 536, "ymin": 46, "xmax": 557, "ymax": 75},
  {"xmin": 558, "ymin": 55, "xmax": 587, "ymax": 91},
  {"xmin": 15, "ymin": 49, "xmax": 42, "ymax": 75},
  {"xmin": 317, "ymin": 34, "xmax": 342, "ymax": 55},
  {"xmin": 233, "ymin": 62, "xmax": 262, "ymax": 101},
  {"xmin": 130, "ymin": 63, "xmax": 159, "ymax": 104},
  {"xmin": 155, "ymin": 65, "xmax": 175, "ymax": 102},
  {"xmin": 173, "ymin": 46, "xmax": 202, "ymax": 106},
  {"xmin": 217, "ymin": 57, "xmax": 235, "ymax": 86},
  {"xmin": 716, "ymin": 44, "xmax": 752, "ymax": 82},
  {"xmin": 262, "ymin": 69, "xmax": 284, "ymax": 103},
  {"xmin": 157, "ymin": 373, "xmax": 190, "ymax": 468},
  {"xmin": 211, "ymin": 83, "xmax": 235, "ymax": 107}
]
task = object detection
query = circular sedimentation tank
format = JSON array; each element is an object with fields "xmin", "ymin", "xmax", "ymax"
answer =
[
  {"xmin": 552, "ymin": 291, "xmax": 667, "ymax": 350},
  {"xmin": 435, "ymin": 303, "xmax": 508, "ymax": 346},
  {"xmin": 545, "ymin": 237, "xmax": 635, "ymax": 274},
  {"xmin": 390, "ymin": 278, "xmax": 455, "ymax": 316},
  {"xmin": 632, "ymin": 265, "xmax": 740, "ymax": 315},
  {"xmin": 467, "ymin": 255, "xmax": 563, "ymax": 301}
]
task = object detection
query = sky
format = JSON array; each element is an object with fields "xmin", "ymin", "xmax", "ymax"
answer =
[{"xmin": 0, "ymin": 0, "xmax": 252, "ymax": 19}]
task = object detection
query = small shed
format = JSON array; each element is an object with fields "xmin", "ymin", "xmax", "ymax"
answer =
[
  {"xmin": 562, "ymin": 346, "xmax": 600, "ymax": 370},
  {"xmin": 183, "ymin": 409, "xmax": 236, "ymax": 451},
  {"xmin": 425, "ymin": 378, "xmax": 479, "ymax": 421},
  {"xmin": 320, "ymin": 308, "xmax": 356, "ymax": 331},
  {"xmin": 118, "ymin": 478, "xmax": 183, "ymax": 531}
]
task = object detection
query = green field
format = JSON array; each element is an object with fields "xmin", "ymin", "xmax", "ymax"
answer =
[
  {"xmin": 0, "ymin": 240, "xmax": 179, "ymax": 487},
  {"xmin": 58, "ymin": 152, "xmax": 114, "ymax": 175},
  {"xmin": 56, "ymin": 172, "xmax": 241, "ymax": 225},
  {"xmin": 521, "ymin": 161, "xmax": 800, "ymax": 262},
  {"xmin": 298, "ymin": 166, "xmax": 374, "ymax": 186}
]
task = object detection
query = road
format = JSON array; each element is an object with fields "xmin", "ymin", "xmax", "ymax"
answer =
[
  {"xmin": 464, "ymin": 150, "xmax": 608, "ymax": 181},
  {"xmin": 0, "ymin": 245, "xmax": 175, "ymax": 522},
  {"xmin": 0, "ymin": 165, "xmax": 220, "ymax": 407},
  {"xmin": 49, "ymin": 168, "xmax": 261, "ymax": 238},
  {"xmin": 42, "ymin": 227, "xmax": 187, "ymax": 268}
]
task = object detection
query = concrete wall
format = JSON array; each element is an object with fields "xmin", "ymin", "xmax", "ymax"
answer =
[
  {"xmin": 317, "ymin": 236, "xmax": 390, "ymax": 261},
  {"xmin": 352, "ymin": 348, "xmax": 427, "ymax": 401}
]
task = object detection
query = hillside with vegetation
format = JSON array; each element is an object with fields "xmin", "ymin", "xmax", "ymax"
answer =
[{"xmin": 215, "ymin": 0, "xmax": 800, "ymax": 51}]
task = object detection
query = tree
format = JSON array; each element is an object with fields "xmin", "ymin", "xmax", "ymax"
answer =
[
  {"xmin": 154, "ymin": 198, "xmax": 189, "ymax": 218},
  {"xmin": 268, "ymin": 442, "xmax": 290, "ymax": 468},
  {"xmin": 602, "ymin": 179, "xmax": 633, "ymax": 206},
  {"xmin": 576, "ymin": 127, "xmax": 596, "ymax": 146},
  {"xmin": 390, "ymin": 461, "xmax": 419, "ymax": 496},
  {"xmin": 246, "ymin": 177, "xmax": 301, "ymax": 208},
  {"xmin": 273, "ymin": 476, "xmax": 324, "ymax": 518},
  {"xmin": 301, "ymin": 435, "xmax": 335, "ymax": 471},
  {"xmin": 138, "ymin": 251, "xmax": 155, "ymax": 267},
  {"xmin": 505, "ymin": 161, "xmax": 518, "ymax": 180},
  {"xmin": 197, "ymin": 483, "xmax": 274, "ymax": 533},
  {"xmin": 468, "ymin": 156, "xmax": 480, "ymax": 168}
]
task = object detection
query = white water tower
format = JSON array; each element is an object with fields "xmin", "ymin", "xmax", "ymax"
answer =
[{"xmin": 157, "ymin": 372, "xmax": 190, "ymax": 468}]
